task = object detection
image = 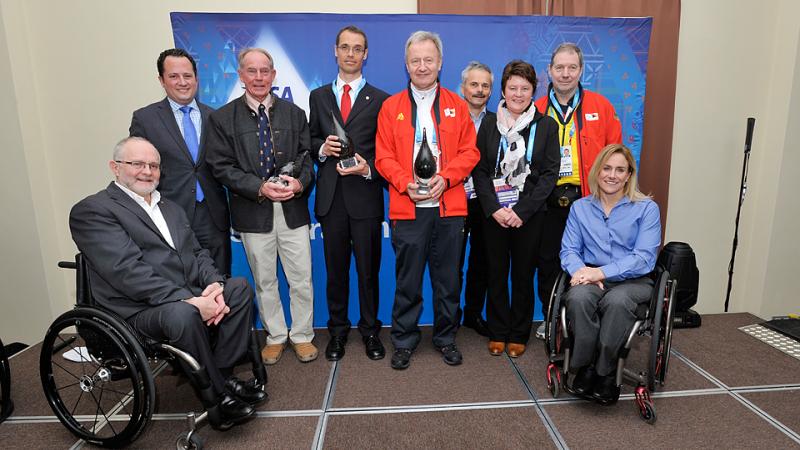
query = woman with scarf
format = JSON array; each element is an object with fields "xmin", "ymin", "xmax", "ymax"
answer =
[{"xmin": 472, "ymin": 60, "xmax": 560, "ymax": 357}]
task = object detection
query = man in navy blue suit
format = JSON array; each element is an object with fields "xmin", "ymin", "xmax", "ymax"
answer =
[
  {"xmin": 308, "ymin": 25, "xmax": 390, "ymax": 362},
  {"xmin": 130, "ymin": 48, "xmax": 231, "ymax": 275}
]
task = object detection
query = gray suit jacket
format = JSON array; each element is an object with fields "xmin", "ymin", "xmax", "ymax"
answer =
[
  {"xmin": 129, "ymin": 98, "xmax": 230, "ymax": 233},
  {"xmin": 69, "ymin": 182, "xmax": 224, "ymax": 319}
]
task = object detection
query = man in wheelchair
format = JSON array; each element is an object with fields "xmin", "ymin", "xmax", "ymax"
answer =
[
  {"xmin": 559, "ymin": 143, "xmax": 661, "ymax": 405},
  {"xmin": 68, "ymin": 136, "xmax": 267, "ymax": 428}
]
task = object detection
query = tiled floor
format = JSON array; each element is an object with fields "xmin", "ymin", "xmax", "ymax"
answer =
[{"xmin": 2, "ymin": 313, "xmax": 799, "ymax": 449}]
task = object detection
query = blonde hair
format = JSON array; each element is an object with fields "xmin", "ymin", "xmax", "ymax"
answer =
[{"xmin": 587, "ymin": 144, "xmax": 650, "ymax": 201}]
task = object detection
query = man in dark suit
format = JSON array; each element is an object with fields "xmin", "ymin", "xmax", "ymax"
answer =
[
  {"xmin": 205, "ymin": 48, "xmax": 317, "ymax": 365},
  {"xmin": 459, "ymin": 61, "xmax": 495, "ymax": 337},
  {"xmin": 309, "ymin": 25, "xmax": 390, "ymax": 362},
  {"xmin": 69, "ymin": 137, "xmax": 265, "ymax": 428},
  {"xmin": 129, "ymin": 48, "xmax": 231, "ymax": 275}
]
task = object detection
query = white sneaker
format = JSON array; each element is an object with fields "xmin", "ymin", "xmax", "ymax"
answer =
[{"xmin": 535, "ymin": 322, "xmax": 546, "ymax": 340}]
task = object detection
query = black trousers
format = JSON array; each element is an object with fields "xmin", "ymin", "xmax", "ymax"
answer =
[
  {"xmin": 192, "ymin": 200, "xmax": 232, "ymax": 277},
  {"xmin": 320, "ymin": 183, "xmax": 383, "ymax": 338},
  {"xmin": 483, "ymin": 211, "xmax": 545, "ymax": 344},
  {"xmin": 390, "ymin": 208, "xmax": 464, "ymax": 350},
  {"xmin": 129, "ymin": 277, "xmax": 253, "ymax": 394},
  {"xmin": 459, "ymin": 198, "xmax": 489, "ymax": 320},
  {"xmin": 537, "ymin": 204, "xmax": 570, "ymax": 316}
]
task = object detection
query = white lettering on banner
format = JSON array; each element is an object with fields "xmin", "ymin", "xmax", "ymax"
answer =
[{"xmin": 270, "ymin": 86, "xmax": 294, "ymax": 103}]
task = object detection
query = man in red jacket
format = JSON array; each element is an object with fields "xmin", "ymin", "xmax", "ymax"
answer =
[
  {"xmin": 375, "ymin": 30, "xmax": 480, "ymax": 370},
  {"xmin": 533, "ymin": 43, "xmax": 622, "ymax": 339}
]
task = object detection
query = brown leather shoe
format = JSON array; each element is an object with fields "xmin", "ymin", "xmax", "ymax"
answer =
[
  {"xmin": 488, "ymin": 341, "xmax": 505, "ymax": 356},
  {"xmin": 261, "ymin": 343, "xmax": 285, "ymax": 365},
  {"xmin": 507, "ymin": 343, "xmax": 526, "ymax": 358},
  {"xmin": 292, "ymin": 342, "xmax": 319, "ymax": 363}
]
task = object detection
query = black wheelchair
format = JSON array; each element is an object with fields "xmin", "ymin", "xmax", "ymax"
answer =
[
  {"xmin": 39, "ymin": 254, "xmax": 268, "ymax": 448},
  {"xmin": 543, "ymin": 259, "xmax": 676, "ymax": 424},
  {"xmin": 1, "ymin": 336, "xmax": 12, "ymax": 424}
]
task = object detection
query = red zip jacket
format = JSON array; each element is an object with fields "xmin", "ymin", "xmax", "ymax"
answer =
[
  {"xmin": 534, "ymin": 85, "xmax": 622, "ymax": 197},
  {"xmin": 376, "ymin": 84, "xmax": 479, "ymax": 220}
]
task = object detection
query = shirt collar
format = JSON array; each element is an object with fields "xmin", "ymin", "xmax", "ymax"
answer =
[
  {"xmin": 470, "ymin": 107, "xmax": 487, "ymax": 122},
  {"xmin": 336, "ymin": 75, "xmax": 363, "ymax": 92},
  {"xmin": 115, "ymin": 181, "xmax": 161, "ymax": 208},
  {"xmin": 411, "ymin": 82, "xmax": 438, "ymax": 102},
  {"xmin": 245, "ymin": 92, "xmax": 273, "ymax": 113},
  {"xmin": 167, "ymin": 97, "xmax": 198, "ymax": 113}
]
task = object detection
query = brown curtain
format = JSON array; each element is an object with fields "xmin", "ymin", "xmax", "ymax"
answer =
[{"xmin": 419, "ymin": 0, "xmax": 680, "ymax": 230}]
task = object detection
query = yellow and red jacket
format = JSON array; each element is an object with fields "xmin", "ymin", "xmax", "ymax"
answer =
[{"xmin": 534, "ymin": 85, "xmax": 622, "ymax": 197}]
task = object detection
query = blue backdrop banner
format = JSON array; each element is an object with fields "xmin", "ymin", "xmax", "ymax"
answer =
[{"xmin": 170, "ymin": 12, "xmax": 652, "ymax": 328}]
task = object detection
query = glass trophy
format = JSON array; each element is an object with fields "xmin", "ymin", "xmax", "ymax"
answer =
[
  {"xmin": 331, "ymin": 110, "xmax": 357, "ymax": 169},
  {"xmin": 414, "ymin": 128, "xmax": 437, "ymax": 195}
]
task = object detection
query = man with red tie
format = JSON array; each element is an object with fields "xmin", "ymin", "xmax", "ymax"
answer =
[{"xmin": 309, "ymin": 26, "xmax": 390, "ymax": 362}]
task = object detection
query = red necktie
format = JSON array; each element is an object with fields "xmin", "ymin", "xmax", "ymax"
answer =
[{"xmin": 341, "ymin": 84, "xmax": 352, "ymax": 123}]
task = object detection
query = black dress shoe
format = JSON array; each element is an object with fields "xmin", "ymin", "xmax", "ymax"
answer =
[
  {"xmin": 216, "ymin": 393, "xmax": 255, "ymax": 428},
  {"xmin": 463, "ymin": 315, "xmax": 489, "ymax": 337},
  {"xmin": 570, "ymin": 366, "xmax": 597, "ymax": 398},
  {"xmin": 592, "ymin": 373, "xmax": 620, "ymax": 405},
  {"xmin": 438, "ymin": 343, "xmax": 463, "ymax": 366},
  {"xmin": 390, "ymin": 348, "xmax": 412, "ymax": 370},
  {"xmin": 325, "ymin": 336, "xmax": 347, "ymax": 361},
  {"xmin": 363, "ymin": 335, "xmax": 385, "ymax": 360},
  {"xmin": 224, "ymin": 376, "xmax": 268, "ymax": 406}
]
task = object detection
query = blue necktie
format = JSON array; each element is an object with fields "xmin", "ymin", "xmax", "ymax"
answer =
[
  {"xmin": 179, "ymin": 106, "xmax": 204, "ymax": 202},
  {"xmin": 257, "ymin": 104, "xmax": 274, "ymax": 178}
]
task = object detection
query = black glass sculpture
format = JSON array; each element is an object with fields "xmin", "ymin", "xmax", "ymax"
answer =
[
  {"xmin": 267, "ymin": 161, "xmax": 295, "ymax": 187},
  {"xmin": 414, "ymin": 128, "xmax": 437, "ymax": 195},
  {"xmin": 331, "ymin": 110, "xmax": 357, "ymax": 169}
]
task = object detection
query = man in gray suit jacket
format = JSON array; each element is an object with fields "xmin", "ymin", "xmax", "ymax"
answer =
[
  {"xmin": 130, "ymin": 48, "xmax": 231, "ymax": 275},
  {"xmin": 69, "ymin": 137, "xmax": 265, "ymax": 428}
]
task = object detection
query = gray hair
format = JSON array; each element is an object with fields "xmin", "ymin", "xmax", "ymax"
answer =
[
  {"xmin": 238, "ymin": 47, "xmax": 274, "ymax": 69},
  {"xmin": 550, "ymin": 42, "xmax": 584, "ymax": 68},
  {"xmin": 404, "ymin": 30, "xmax": 443, "ymax": 61},
  {"xmin": 460, "ymin": 61, "xmax": 493, "ymax": 85},
  {"xmin": 113, "ymin": 136, "xmax": 155, "ymax": 161}
]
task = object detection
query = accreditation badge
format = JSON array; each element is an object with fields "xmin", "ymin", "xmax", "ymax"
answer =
[
  {"xmin": 463, "ymin": 176, "xmax": 477, "ymax": 200},
  {"xmin": 559, "ymin": 145, "xmax": 573, "ymax": 177},
  {"xmin": 493, "ymin": 177, "xmax": 519, "ymax": 208}
]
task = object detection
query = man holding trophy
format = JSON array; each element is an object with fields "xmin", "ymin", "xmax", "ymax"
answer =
[
  {"xmin": 206, "ymin": 48, "xmax": 318, "ymax": 365},
  {"xmin": 375, "ymin": 31, "xmax": 480, "ymax": 370},
  {"xmin": 309, "ymin": 25, "xmax": 390, "ymax": 362}
]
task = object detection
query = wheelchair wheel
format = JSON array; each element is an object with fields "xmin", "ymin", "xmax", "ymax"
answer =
[
  {"xmin": 647, "ymin": 271, "xmax": 674, "ymax": 392},
  {"xmin": 544, "ymin": 271, "xmax": 569, "ymax": 356},
  {"xmin": 176, "ymin": 431, "xmax": 204, "ymax": 450},
  {"xmin": 40, "ymin": 307, "xmax": 155, "ymax": 448},
  {"xmin": 639, "ymin": 400, "xmax": 657, "ymax": 424},
  {"xmin": 546, "ymin": 363, "xmax": 562, "ymax": 398},
  {"xmin": 1, "ymin": 337, "xmax": 13, "ymax": 422}
]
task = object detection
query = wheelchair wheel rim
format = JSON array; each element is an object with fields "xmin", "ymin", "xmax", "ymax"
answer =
[{"xmin": 40, "ymin": 310, "xmax": 155, "ymax": 447}]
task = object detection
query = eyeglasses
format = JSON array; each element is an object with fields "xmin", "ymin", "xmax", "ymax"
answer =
[
  {"xmin": 115, "ymin": 160, "xmax": 161, "ymax": 171},
  {"xmin": 337, "ymin": 44, "xmax": 365, "ymax": 55}
]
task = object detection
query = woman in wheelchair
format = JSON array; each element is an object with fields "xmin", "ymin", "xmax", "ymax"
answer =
[{"xmin": 559, "ymin": 143, "xmax": 661, "ymax": 405}]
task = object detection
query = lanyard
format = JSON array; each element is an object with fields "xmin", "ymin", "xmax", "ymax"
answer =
[
  {"xmin": 495, "ymin": 122, "xmax": 537, "ymax": 175},
  {"xmin": 414, "ymin": 110, "xmax": 438, "ymax": 144},
  {"xmin": 548, "ymin": 89, "xmax": 580, "ymax": 147},
  {"xmin": 332, "ymin": 77, "xmax": 367, "ymax": 108}
]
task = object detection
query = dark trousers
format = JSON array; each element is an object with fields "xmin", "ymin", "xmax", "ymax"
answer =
[
  {"xmin": 459, "ymin": 198, "xmax": 488, "ymax": 320},
  {"xmin": 483, "ymin": 211, "xmax": 545, "ymax": 344},
  {"xmin": 537, "ymin": 204, "xmax": 570, "ymax": 316},
  {"xmin": 320, "ymin": 184, "xmax": 383, "ymax": 338},
  {"xmin": 192, "ymin": 200, "xmax": 232, "ymax": 276},
  {"xmin": 565, "ymin": 277, "xmax": 654, "ymax": 376},
  {"xmin": 129, "ymin": 277, "xmax": 253, "ymax": 394},
  {"xmin": 390, "ymin": 208, "xmax": 464, "ymax": 350}
]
